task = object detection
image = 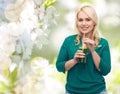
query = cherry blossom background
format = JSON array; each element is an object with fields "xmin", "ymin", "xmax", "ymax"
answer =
[{"xmin": 0, "ymin": 0, "xmax": 65, "ymax": 94}]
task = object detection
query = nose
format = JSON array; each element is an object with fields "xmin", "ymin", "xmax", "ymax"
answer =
[{"xmin": 82, "ymin": 21, "xmax": 87, "ymax": 25}]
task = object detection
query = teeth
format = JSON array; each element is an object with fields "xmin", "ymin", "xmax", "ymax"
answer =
[
  {"xmin": 82, "ymin": 26, "xmax": 88, "ymax": 28},
  {"xmin": 82, "ymin": 28, "xmax": 87, "ymax": 30}
]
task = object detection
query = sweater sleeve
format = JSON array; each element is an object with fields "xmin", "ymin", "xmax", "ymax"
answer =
[
  {"xmin": 56, "ymin": 38, "xmax": 69, "ymax": 73},
  {"xmin": 99, "ymin": 40, "xmax": 111, "ymax": 76}
]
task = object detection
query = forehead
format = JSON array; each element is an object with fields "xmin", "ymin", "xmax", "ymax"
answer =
[{"xmin": 77, "ymin": 11, "xmax": 89, "ymax": 18}]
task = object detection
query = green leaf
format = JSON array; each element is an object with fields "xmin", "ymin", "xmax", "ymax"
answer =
[
  {"xmin": 8, "ymin": 67, "xmax": 18, "ymax": 87},
  {"xmin": 12, "ymin": 51, "xmax": 22, "ymax": 55},
  {"xmin": 43, "ymin": 0, "xmax": 56, "ymax": 9},
  {"xmin": 0, "ymin": 81, "xmax": 10, "ymax": 93},
  {"xmin": 79, "ymin": 0, "xmax": 93, "ymax": 3},
  {"xmin": 12, "ymin": 51, "xmax": 17, "ymax": 55}
]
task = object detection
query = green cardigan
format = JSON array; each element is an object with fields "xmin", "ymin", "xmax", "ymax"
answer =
[{"xmin": 56, "ymin": 34, "xmax": 111, "ymax": 94}]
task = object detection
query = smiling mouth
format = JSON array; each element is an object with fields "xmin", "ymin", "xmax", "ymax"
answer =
[{"xmin": 81, "ymin": 27, "xmax": 88, "ymax": 31}]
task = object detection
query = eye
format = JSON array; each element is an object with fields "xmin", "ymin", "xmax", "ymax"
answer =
[
  {"xmin": 78, "ymin": 18, "xmax": 83, "ymax": 22},
  {"xmin": 85, "ymin": 18, "xmax": 91, "ymax": 21}
]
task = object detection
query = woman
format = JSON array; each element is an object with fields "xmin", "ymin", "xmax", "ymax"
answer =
[{"xmin": 56, "ymin": 5, "xmax": 111, "ymax": 94}]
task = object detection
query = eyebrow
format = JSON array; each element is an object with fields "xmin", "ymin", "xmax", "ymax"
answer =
[{"xmin": 77, "ymin": 17, "xmax": 91, "ymax": 20}]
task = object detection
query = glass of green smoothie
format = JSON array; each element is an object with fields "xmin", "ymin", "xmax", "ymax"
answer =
[{"xmin": 79, "ymin": 45, "xmax": 88, "ymax": 63}]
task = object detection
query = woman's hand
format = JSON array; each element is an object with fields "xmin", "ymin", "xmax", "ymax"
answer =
[
  {"xmin": 82, "ymin": 38, "xmax": 95, "ymax": 52},
  {"xmin": 65, "ymin": 50, "xmax": 85, "ymax": 71},
  {"xmin": 74, "ymin": 50, "xmax": 85, "ymax": 62},
  {"xmin": 82, "ymin": 38, "xmax": 100, "ymax": 71}
]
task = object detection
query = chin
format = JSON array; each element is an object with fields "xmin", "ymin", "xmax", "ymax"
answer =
[{"xmin": 81, "ymin": 31, "xmax": 89, "ymax": 34}]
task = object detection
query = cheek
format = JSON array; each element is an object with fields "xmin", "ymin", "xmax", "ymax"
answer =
[
  {"xmin": 77, "ymin": 22, "xmax": 80, "ymax": 26},
  {"xmin": 77, "ymin": 22, "xmax": 82, "ymax": 28},
  {"xmin": 89, "ymin": 23, "xmax": 94, "ymax": 29},
  {"xmin": 91, "ymin": 25, "xmax": 94, "ymax": 30},
  {"xmin": 76, "ymin": 22, "xmax": 81, "ymax": 29}
]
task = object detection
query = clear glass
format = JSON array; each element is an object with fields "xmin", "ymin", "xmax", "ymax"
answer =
[{"xmin": 79, "ymin": 46, "xmax": 87, "ymax": 63}]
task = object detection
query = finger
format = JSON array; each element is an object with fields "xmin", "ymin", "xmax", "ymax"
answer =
[
  {"xmin": 78, "ymin": 54, "xmax": 85, "ymax": 58},
  {"xmin": 77, "ymin": 53, "xmax": 85, "ymax": 57},
  {"xmin": 77, "ymin": 50, "xmax": 83, "ymax": 53},
  {"xmin": 76, "ymin": 51, "xmax": 85, "ymax": 55},
  {"xmin": 75, "ymin": 52, "xmax": 85, "ymax": 59}
]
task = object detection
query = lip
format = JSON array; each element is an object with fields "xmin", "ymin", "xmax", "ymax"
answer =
[{"xmin": 81, "ymin": 27, "xmax": 88, "ymax": 31}]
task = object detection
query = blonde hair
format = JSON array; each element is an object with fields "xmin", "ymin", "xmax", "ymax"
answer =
[{"xmin": 75, "ymin": 5, "xmax": 100, "ymax": 46}]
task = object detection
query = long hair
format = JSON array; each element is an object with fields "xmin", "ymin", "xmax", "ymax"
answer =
[{"xmin": 75, "ymin": 5, "xmax": 100, "ymax": 46}]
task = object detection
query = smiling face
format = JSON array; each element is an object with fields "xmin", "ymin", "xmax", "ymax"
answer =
[
  {"xmin": 77, "ymin": 11, "xmax": 95, "ymax": 36},
  {"xmin": 75, "ymin": 5, "xmax": 100, "ymax": 45}
]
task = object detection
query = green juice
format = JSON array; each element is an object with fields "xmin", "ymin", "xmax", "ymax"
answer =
[{"xmin": 79, "ymin": 46, "xmax": 87, "ymax": 63}]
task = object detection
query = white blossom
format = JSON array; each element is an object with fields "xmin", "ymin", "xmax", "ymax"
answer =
[
  {"xmin": 4, "ymin": 3, "xmax": 22, "ymax": 22},
  {"xmin": 31, "ymin": 57, "xmax": 49, "ymax": 74},
  {"xmin": 0, "ymin": 0, "xmax": 58, "ymax": 94},
  {"xmin": 7, "ymin": 22, "xmax": 24, "ymax": 36}
]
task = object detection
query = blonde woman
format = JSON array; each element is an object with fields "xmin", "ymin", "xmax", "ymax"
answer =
[{"xmin": 56, "ymin": 5, "xmax": 111, "ymax": 94}]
